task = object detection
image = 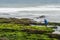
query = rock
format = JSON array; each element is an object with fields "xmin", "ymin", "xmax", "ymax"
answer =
[{"xmin": 21, "ymin": 29, "xmax": 52, "ymax": 34}]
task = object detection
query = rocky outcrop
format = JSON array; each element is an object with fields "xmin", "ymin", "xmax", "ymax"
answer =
[{"xmin": 21, "ymin": 29, "xmax": 53, "ymax": 34}]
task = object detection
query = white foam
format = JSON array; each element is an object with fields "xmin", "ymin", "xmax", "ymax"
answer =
[
  {"xmin": 0, "ymin": 5, "xmax": 60, "ymax": 13},
  {"xmin": 0, "ymin": 5, "xmax": 60, "ymax": 22}
]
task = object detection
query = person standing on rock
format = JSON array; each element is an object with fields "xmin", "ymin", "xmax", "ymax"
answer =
[
  {"xmin": 44, "ymin": 19, "xmax": 48, "ymax": 27},
  {"xmin": 39, "ymin": 15, "xmax": 48, "ymax": 27}
]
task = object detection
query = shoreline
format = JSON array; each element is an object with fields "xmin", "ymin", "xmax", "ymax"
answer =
[{"xmin": 0, "ymin": 17, "xmax": 59, "ymax": 26}]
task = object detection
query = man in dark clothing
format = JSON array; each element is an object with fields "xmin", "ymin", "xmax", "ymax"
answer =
[{"xmin": 44, "ymin": 19, "xmax": 48, "ymax": 27}]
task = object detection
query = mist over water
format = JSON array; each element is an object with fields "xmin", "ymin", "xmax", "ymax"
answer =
[{"xmin": 0, "ymin": 5, "xmax": 59, "ymax": 22}]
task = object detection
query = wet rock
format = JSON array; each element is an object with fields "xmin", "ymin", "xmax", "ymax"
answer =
[
  {"xmin": 47, "ymin": 33, "xmax": 60, "ymax": 39},
  {"xmin": 21, "ymin": 29, "xmax": 53, "ymax": 34}
]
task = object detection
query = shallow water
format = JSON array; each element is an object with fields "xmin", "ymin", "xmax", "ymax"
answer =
[{"xmin": 52, "ymin": 26, "xmax": 60, "ymax": 34}]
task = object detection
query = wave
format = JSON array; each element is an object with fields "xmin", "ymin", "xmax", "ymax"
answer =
[
  {"xmin": 0, "ymin": 5, "xmax": 60, "ymax": 22},
  {"xmin": 0, "ymin": 5, "xmax": 60, "ymax": 13}
]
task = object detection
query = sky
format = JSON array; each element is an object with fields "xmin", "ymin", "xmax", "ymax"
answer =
[
  {"xmin": 0, "ymin": 0, "xmax": 59, "ymax": 7},
  {"xmin": 0, "ymin": 0, "xmax": 59, "ymax": 4}
]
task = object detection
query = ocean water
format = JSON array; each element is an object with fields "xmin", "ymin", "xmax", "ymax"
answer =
[
  {"xmin": 0, "ymin": 5, "xmax": 60, "ymax": 22},
  {"xmin": 0, "ymin": 0, "xmax": 60, "ymax": 22}
]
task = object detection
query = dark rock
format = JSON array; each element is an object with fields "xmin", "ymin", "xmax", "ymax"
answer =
[
  {"xmin": 47, "ymin": 33, "xmax": 60, "ymax": 39},
  {"xmin": 21, "ymin": 29, "xmax": 52, "ymax": 34}
]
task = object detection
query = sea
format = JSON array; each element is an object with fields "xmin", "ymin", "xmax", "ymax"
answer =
[{"xmin": 0, "ymin": 0, "xmax": 60, "ymax": 23}]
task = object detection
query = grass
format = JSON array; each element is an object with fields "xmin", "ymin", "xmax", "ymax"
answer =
[
  {"xmin": 0, "ymin": 23, "xmax": 57, "ymax": 40},
  {"xmin": 0, "ymin": 23, "xmax": 53, "ymax": 31},
  {"xmin": 0, "ymin": 31, "xmax": 58, "ymax": 40}
]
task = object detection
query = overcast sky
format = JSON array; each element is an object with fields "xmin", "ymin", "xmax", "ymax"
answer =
[
  {"xmin": 0, "ymin": 0, "xmax": 59, "ymax": 4},
  {"xmin": 0, "ymin": 0, "xmax": 59, "ymax": 7}
]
